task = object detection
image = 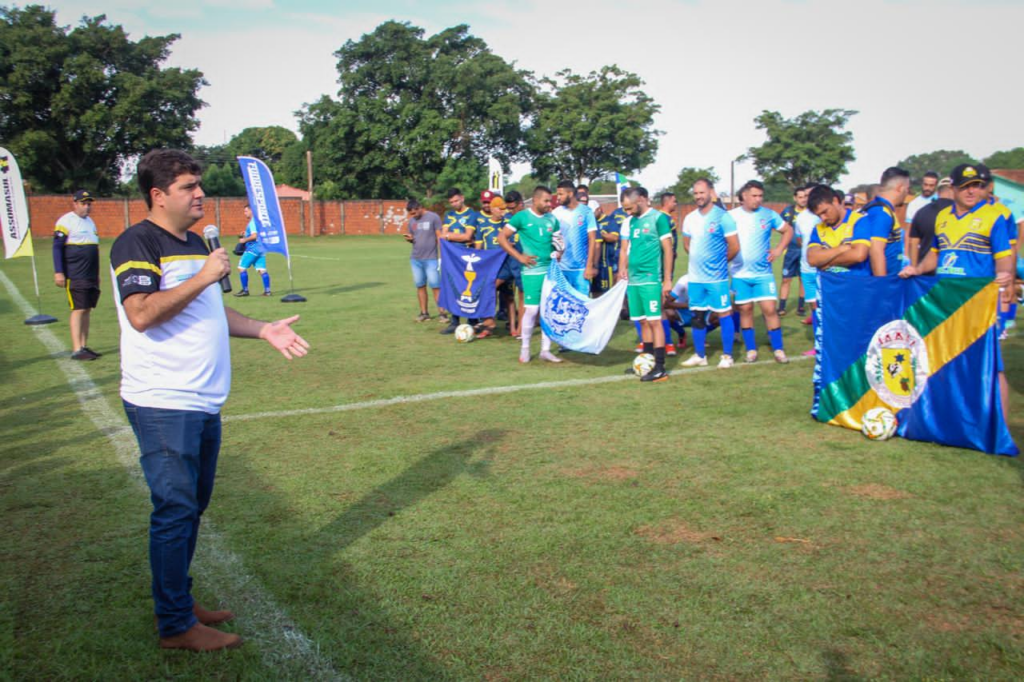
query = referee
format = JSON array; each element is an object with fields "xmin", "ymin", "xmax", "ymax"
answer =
[{"xmin": 53, "ymin": 189, "xmax": 102, "ymax": 360}]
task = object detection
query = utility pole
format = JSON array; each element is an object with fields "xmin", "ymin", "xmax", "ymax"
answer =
[{"xmin": 306, "ymin": 150, "xmax": 315, "ymax": 237}]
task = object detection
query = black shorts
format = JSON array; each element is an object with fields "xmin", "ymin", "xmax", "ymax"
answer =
[{"xmin": 66, "ymin": 279, "xmax": 101, "ymax": 310}]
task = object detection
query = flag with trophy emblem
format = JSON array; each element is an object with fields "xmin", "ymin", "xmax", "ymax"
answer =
[
  {"xmin": 438, "ymin": 240, "xmax": 506, "ymax": 318},
  {"xmin": 488, "ymin": 157, "xmax": 503, "ymax": 196},
  {"xmin": 817, "ymin": 272, "xmax": 1017, "ymax": 456},
  {"xmin": 1, "ymin": 147, "xmax": 33, "ymax": 259},
  {"xmin": 539, "ymin": 263, "xmax": 627, "ymax": 354}
]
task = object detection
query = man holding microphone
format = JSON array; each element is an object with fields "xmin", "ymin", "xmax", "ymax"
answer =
[{"xmin": 110, "ymin": 149, "xmax": 310, "ymax": 652}]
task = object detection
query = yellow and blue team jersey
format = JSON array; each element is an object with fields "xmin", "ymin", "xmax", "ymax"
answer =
[
  {"xmin": 474, "ymin": 215, "xmax": 505, "ymax": 249},
  {"xmin": 601, "ymin": 207, "xmax": 628, "ymax": 269},
  {"xmin": 443, "ymin": 207, "xmax": 481, "ymax": 246},
  {"xmin": 681, "ymin": 205, "xmax": 738, "ymax": 283},
  {"xmin": 858, "ymin": 197, "xmax": 903, "ymax": 273},
  {"xmin": 552, "ymin": 204, "xmax": 597, "ymax": 270},
  {"xmin": 931, "ymin": 201, "xmax": 1012, "ymax": 278},
  {"xmin": 807, "ymin": 209, "xmax": 871, "ymax": 276},
  {"xmin": 727, "ymin": 206, "xmax": 785, "ymax": 279},
  {"xmin": 987, "ymin": 196, "xmax": 1018, "ymax": 245}
]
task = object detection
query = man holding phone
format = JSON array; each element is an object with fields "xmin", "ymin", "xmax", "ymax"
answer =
[{"xmin": 405, "ymin": 199, "xmax": 443, "ymax": 321}]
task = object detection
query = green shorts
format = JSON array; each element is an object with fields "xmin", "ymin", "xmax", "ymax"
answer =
[
  {"xmin": 522, "ymin": 270, "xmax": 547, "ymax": 306},
  {"xmin": 627, "ymin": 281, "xmax": 662, "ymax": 320}
]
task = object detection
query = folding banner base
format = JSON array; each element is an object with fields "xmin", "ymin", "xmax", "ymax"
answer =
[
  {"xmin": 281, "ymin": 293, "xmax": 306, "ymax": 303},
  {"xmin": 25, "ymin": 314, "xmax": 57, "ymax": 326}
]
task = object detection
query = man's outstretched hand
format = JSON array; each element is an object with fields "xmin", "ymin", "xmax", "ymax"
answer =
[{"xmin": 260, "ymin": 315, "xmax": 310, "ymax": 360}]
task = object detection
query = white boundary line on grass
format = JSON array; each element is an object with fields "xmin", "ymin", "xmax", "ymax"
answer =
[
  {"xmin": 226, "ymin": 354, "xmax": 812, "ymax": 424},
  {"xmin": 0, "ymin": 269, "xmax": 343, "ymax": 680}
]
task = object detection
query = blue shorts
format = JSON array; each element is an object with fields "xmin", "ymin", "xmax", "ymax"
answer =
[
  {"xmin": 732, "ymin": 276, "xmax": 777, "ymax": 304},
  {"xmin": 1016, "ymin": 257, "xmax": 1024, "ymax": 280},
  {"xmin": 562, "ymin": 268, "xmax": 591, "ymax": 296},
  {"xmin": 801, "ymin": 271, "xmax": 819, "ymax": 303},
  {"xmin": 782, "ymin": 247, "xmax": 801, "ymax": 279},
  {"xmin": 239, "ymin": 251, "xmax": 267, "ymax": 271},
  {"xmin": 689, "ymin": 280, "xmax": 732, "ymax": 312},
  {"xmin": 410, "ymin": 258, "xmax": 440, "ymax": 289}
]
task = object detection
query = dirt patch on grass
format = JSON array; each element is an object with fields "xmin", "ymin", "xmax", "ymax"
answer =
[
  {"xmin": 847, "ymin": 483, "xmax": 912, "ymax": 500},
  {"xmin": 635, "ymin": 520, "xmax": 722, "ymax": 545}
]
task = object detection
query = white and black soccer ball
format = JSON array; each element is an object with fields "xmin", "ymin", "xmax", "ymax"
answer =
[
  {"xmin": 551, "ymin": 230, "xmax": 565, "ymax": 255},
  {"xmin": 454, "ymin": 324, "xmax": 476, "ymax": 343},
  {"xmin": 861, "ymin": 407, "xmax": 898, "ymax": 441},
  {"xmin": 633, "ymin": 353, "xmax": 655, "ymax": 377}
]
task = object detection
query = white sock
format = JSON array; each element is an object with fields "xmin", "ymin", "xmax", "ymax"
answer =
[
  {"xmin": 521, "ymin": 306, "xmax": 539, "ymax": 351},
  {"xmin": 541, "ymin": 331, "xmax": 552, "ymax": 353}
]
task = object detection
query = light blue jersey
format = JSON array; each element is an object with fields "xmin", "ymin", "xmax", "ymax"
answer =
[
  {"xmin": 796, "ymin": 210, "xmax": 821, "ymax": 273},
  {"xmin": 243, "ymin": 220, "xmax": 265, "ymax": 256},
  {"xmin": 727, "ymin": 206, "xmax": 785, "ymax": 279},
  {"xmin": 682, "ymin": 205, "xmax": 737, "ymax": 283},
  {"xmin": 552, "ymin": 204, "xmax": 597, "ymax": 270}
]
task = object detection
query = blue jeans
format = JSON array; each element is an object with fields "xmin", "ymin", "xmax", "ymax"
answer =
[{"xmin": 123, "ymin": 401, "xmax": 221, "ymax": 637}]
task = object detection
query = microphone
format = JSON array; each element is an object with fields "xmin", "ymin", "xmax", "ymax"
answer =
[{"xmin": 202, "ymin": 225, "xmax": 233, "ymax": 293}]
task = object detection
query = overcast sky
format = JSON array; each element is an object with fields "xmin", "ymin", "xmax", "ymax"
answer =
[{"xmin": 50, "ymin": 0, "xmax": 1024, "ymax": 193}]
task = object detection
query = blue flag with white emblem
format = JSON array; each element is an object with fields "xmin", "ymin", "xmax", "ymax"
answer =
[
  {"xmin": 540, "ymin": 264, "xmax": 627, "ymax": 354},
  {"xmin": 438, "ymin": 240, "xmax": 506, "ymax": 318},
  {"xmin": 237, "ymin": 156, "xmax": 290, "ymax": 260}
]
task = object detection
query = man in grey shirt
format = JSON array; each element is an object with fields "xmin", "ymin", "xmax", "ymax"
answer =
[{"xmin": 404, "ymin": 199, "xmax": 444, "ymax": 321}]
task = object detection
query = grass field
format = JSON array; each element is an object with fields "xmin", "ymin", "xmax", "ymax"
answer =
[{"xmin": 2, "ymin": 235, "xmax": 1023, "ymax": 680}]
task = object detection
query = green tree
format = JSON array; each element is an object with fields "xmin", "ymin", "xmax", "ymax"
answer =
[
  {"xmin": 200, "ymin": 163, "xmax": 246, "ymax": 197},
  {"xmin": 666, "ymin": 167, "xmax": 720, "ymax": 203},
  {"xmin": 0, "ymin": 5, "xmax": 206, "ymax": 194},
  {"xmin": 528, "ymin": 66, "xmax": 660, "ymax": 184},
  {"xmin": 225, "ymin": 126, "xmax": 298, "ymax": 176},
  {"xmin": 894, "ymin": 149, "xmax": 979, "ymax": 186},
  {"xmin": 746, "ymin": 109, "xmax": 857, "ymax": 191},
  {"xmin": 984, "ymin": 147, "xmax": 1024, "ymax": 170},
  {"xmin": 296, "ymin": 21, "xmax": 534, "ymax": 200}
]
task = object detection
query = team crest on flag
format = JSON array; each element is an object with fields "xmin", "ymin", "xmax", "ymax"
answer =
[
  {"xmin": 543, "ymin": 288, "xmax": 588, "ymax": 335},
  {"xmin": 866, "ymin": 321, "xmax": 929, "ymax": 408},
  {"xmin": 438, "ymin": 240, "xmax": 505, "ymax": 318},
  {"xmin": 539, "ymin": 264, "xmax": 626, "ymax": 354}
]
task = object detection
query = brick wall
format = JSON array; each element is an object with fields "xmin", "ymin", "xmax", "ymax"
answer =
[{"xmin": 29, "ymin": 197, "xmax": 904, "ymax": 237}]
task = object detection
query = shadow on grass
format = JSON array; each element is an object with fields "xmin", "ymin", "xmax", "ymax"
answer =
[
  {"xmin": 822, "ymin": 648, "xmax": 864, "ymax": 681},
  {"xmin": 300, "ymin": 281, "xmax": 386, "ymax": 296},
  {"xmin": 220, "ymin": 428, "xmax": 506, "ymax": 679}
]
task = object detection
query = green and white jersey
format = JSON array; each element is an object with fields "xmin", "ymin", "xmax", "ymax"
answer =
[
  {"xmin": 627, "ymin": 208, "xmax": 672, "ymax": 283},
  {"xmin": 507, "ymin": 209, "xmax": 558, "ymax": 275}
]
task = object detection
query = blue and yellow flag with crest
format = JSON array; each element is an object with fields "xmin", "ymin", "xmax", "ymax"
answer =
[{"xmin": 817, "ymin": 273, "xmax": 1017, "ymax": 456}]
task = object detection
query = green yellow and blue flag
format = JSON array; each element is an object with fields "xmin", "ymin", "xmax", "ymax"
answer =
[{"xmin": 817, "ymin": 273, "xmax": 1017, "ymax": 456}]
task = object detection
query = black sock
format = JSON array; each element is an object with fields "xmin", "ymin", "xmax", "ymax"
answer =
[
  {"xmin": 654, "ymin": 346, "xmax": 666, "ymax": 370},
  {"xmin": 798, "ymin": 297, "xmax": 805, "ymax": 310},
  {"xmin": 778, "ymin": 299, "xmax": 787, "ymax": 312},
  {"xmin": 643, "ymin": 342, "xmax": 654, "ymax": 355}
]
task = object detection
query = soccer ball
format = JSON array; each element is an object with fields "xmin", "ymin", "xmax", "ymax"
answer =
[
  {"xmin": 861, "ymin": 407, "xmax": 898, "ymax": 441},
  {"xmin": 633, "ymin": 353, "xmax": 655, "ymax": 377},
  {"xmin": 454, "ymin": 324, "xmax": 476, "ymax": 343}
]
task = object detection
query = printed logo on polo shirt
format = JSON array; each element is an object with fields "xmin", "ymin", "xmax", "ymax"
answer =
[
  {"xmin": 760, "ymin": 219, "xmax": 769, "ymax": 230},
  {"xmin": 121, "ymin": 274, "xmax": 152, "ymax": 287},
  {"xmin": 576, "ymin": 215, "xmax": 585, "ymax": 227}
]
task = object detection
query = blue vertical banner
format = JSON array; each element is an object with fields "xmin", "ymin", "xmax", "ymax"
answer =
[
  {"xmin": 438, "ymin": 240, "xmax": 505, "ymax": 318},
  {"xmin": 237, "ymin": 156, "xmax": 290, "ymax": 260}
]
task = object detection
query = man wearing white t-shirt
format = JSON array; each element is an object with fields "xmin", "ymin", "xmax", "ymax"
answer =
[
  {"xmin": 110, "ymin": 149, "xmax": 310, "ymax": 652},
  {"xmin": 53, "ymin": 190, "xmax": 102, "ymax": 360},
  {"xmin": 794, "ymin": 208, "xmax": 822, "ymax": 357}
]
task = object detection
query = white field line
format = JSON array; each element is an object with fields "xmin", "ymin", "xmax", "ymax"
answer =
[
  {"xmin": 226, "ymin": 354, "xmax": 812, "ymax": 424},
  {"xmin": 0, "ymin": 269, "xmax": 343, "ymax": 680}
]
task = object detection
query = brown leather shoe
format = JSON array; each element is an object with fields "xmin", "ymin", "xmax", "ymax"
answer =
[
  {"xmin": 194, "ymin": 603, "xmax": 235, "ymax": 626},
  {"xmin": 159, "ymin": 622, "xmax": 243, "ymax": 651}
]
